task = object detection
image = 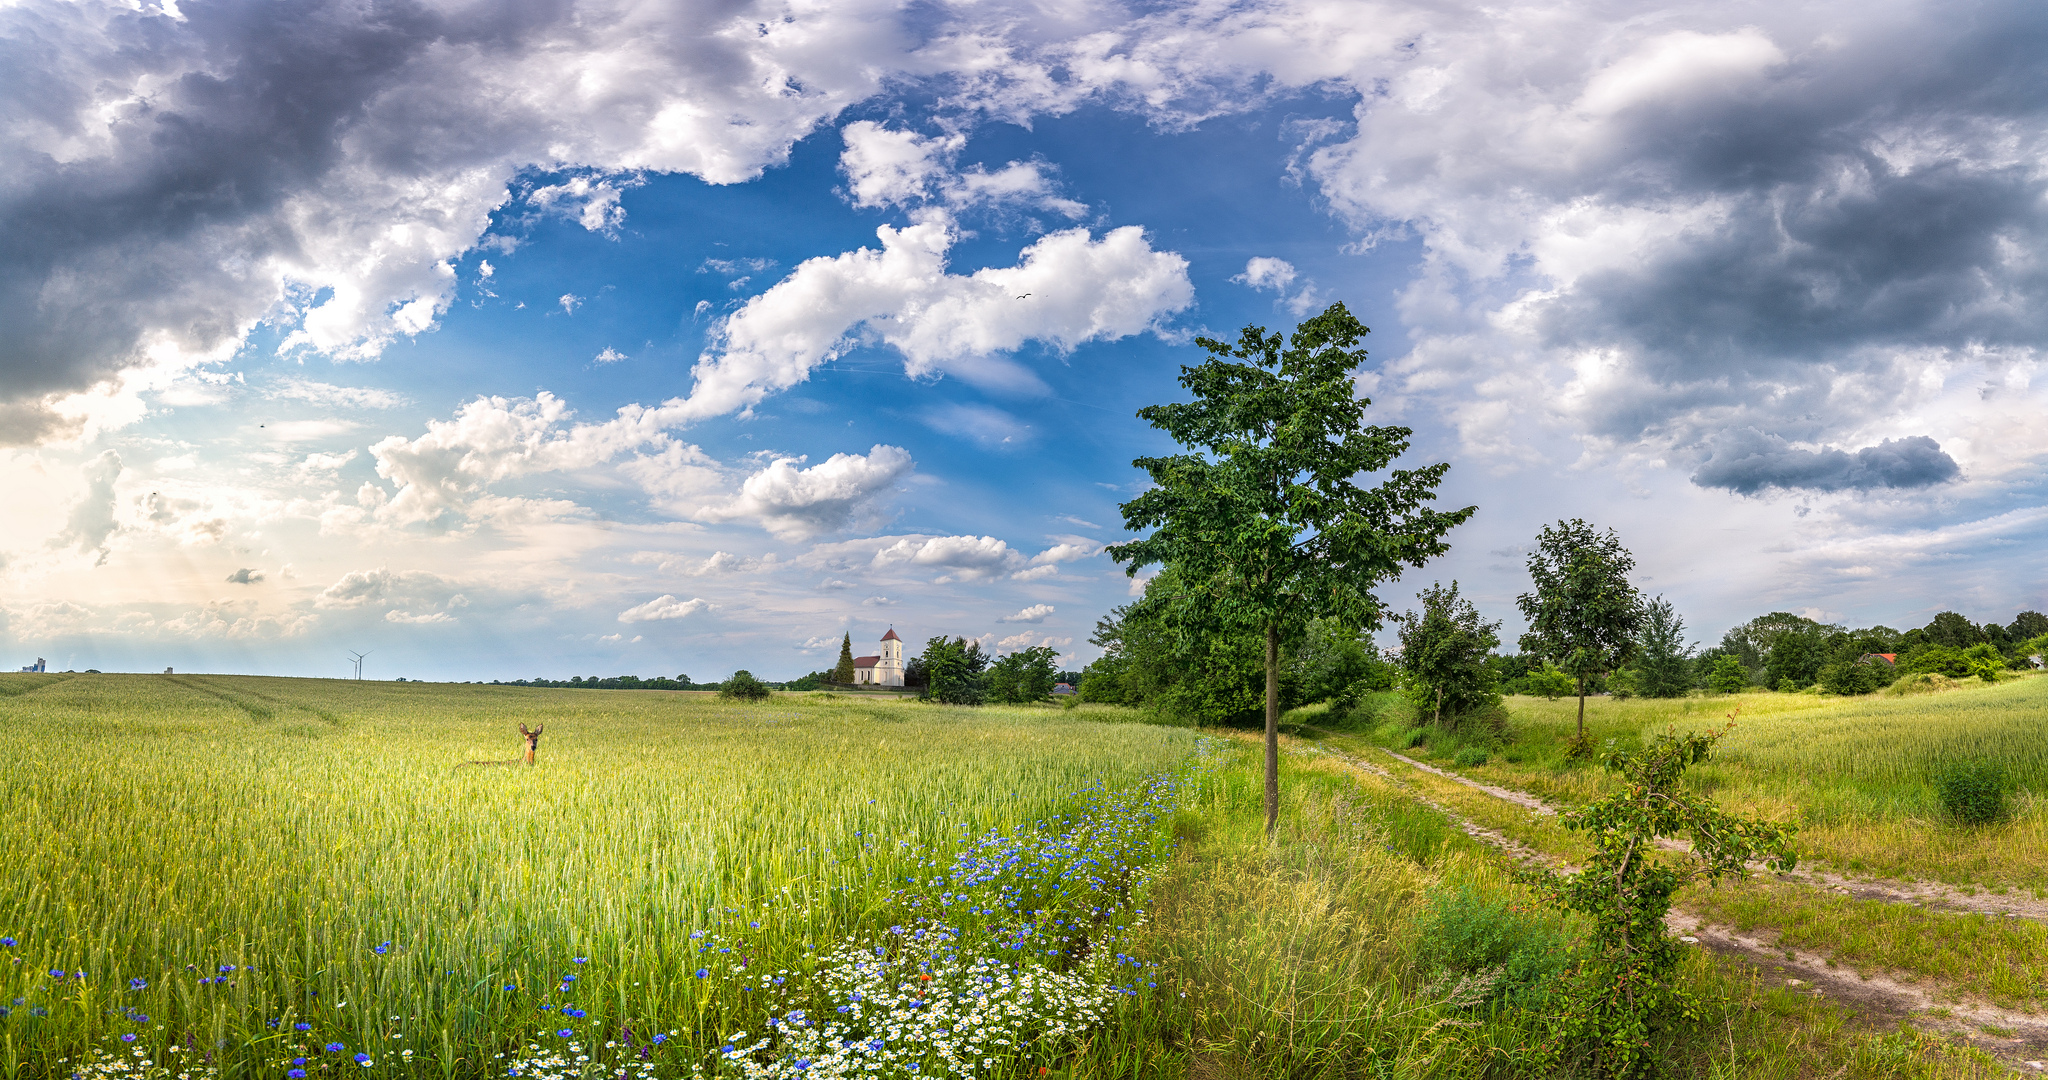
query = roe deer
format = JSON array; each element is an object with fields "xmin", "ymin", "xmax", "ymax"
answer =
[{"xmin": 457, "ymin": 723, "xmax": 543, "ymax": 768}]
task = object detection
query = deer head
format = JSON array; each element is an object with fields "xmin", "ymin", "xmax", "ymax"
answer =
[{"xmin": 518, "ymin": 723, "xmax": 543, "ymax": 763}]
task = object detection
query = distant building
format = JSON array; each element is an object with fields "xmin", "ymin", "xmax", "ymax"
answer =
[
  {"xmin": 18, "ymin": 657, "xmax": 44, "ymax": 673},
  {"xmin": 1858, "ymin": 653, "xmax": 1898, "ymax": 668},
  {"xmin": 1051, "ymin": 682, "xmax": 1077, "ymax": 696},
  {"xmin": 851, "ymin": 629, "xmax": 906, "ymax": 687}
]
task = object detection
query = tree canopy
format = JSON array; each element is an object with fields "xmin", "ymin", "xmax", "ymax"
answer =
[
  {"xmin": 1109, "ymin": 302, "xmax": 1472, "ymax": 836},
  {"xmin": 1516, "ymin": 519, "xmax": 1645, "ymax": 742}
]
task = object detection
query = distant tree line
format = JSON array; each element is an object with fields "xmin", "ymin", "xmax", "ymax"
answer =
[
  {"xmin": 498, "ymin": 674, "xmax": 721, "ymax": 691},
  {"xmin": 1076, "ymin": 512, "xmax": 2048, "ymax": 735}
]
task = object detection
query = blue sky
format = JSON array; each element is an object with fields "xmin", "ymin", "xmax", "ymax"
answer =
[{"xmin": 4, "ymin": 0, "xmax": 2046, "ymax": 680}]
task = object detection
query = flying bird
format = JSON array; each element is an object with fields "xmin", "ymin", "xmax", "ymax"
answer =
[{"xmin": 1016, "ymin": 293, "xmax": 1031, "ymax": 299}]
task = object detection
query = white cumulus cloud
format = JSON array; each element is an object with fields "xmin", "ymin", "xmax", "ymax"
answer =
[
  {"xmin": 696, "ymin": 445, "xmax": 914, "ymax": 541},
  {"xmin": 996, "ymin": 604, "xmax": 1054, "ymax": 624},
  {"xmin": 618, "ymin": 595, "xmax": 713, "ymax": 623},
  {"xmin": 680, "ymin": 219, "xmax": 1193, "ymax": 418}
]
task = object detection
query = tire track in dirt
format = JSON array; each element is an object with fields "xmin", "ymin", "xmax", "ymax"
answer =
[
  {"xmin": 1378, "ymin": 746, "xmax": 2048, "ymax": 924},
  {"xmin": 1315, "ymin": 742, "xmax": 2048, "ymax": 1072}
]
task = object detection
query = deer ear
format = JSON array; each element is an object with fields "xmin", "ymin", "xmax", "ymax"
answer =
[
  {"xmin": 519, "ymin": 723, "xmax": 530, "ymax": 735},
  {"xmin": 533, "ymin": 724, "xmax": 543, "ymax": 734}
]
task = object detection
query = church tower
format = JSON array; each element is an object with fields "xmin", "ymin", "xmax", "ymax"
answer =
[{"xmin": 876, "ymin": 628, "xmax": 905, "ymax": 687}]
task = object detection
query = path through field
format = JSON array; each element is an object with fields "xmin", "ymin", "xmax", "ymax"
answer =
[{"xmin": 1313, "ymin": 738, "xmax": 2048, "ymax": 1072}]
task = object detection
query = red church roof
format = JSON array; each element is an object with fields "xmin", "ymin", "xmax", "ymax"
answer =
[
  {"xmin": 853, "ymin": 655, "xmax": 880, "ymax": 668},
  {"xmin": 880, "ymin": 629, "xmax": 901, "ymax": 641}
]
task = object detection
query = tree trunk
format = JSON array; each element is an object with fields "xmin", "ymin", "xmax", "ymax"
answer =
[
  {"xmin": 1434, "ymin": 686, "xmax": 1443, "ymax": 727},
  {"xmin": 1576, "ymin": 677, "xmax": 1587, "ymax": 739},
  {"xmin": 1265, "ymin": 621, "xmax": 1280, "ymax": 840}
]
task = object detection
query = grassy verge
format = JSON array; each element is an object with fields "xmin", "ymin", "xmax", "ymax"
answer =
[{"xmin": 1065, "ymin": 736, "xmax": 2004, "ymax": 1079}]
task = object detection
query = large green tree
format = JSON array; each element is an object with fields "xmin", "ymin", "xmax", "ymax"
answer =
[
  {"xmin": 1516, "ymin": 519, "xmax": 1646, "ymax": 742},
  {"xmin": 918, "ymin": 636, "xmax": 988, "ymax": 705},
  {"xmin": 1109, "ymin": 302, "xmax": 1473, "ymax": 837}
]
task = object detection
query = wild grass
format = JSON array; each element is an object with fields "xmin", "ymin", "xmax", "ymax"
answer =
[
  {"xmin": 1334, "ymin": 677, "xmax": 2048, "ymax": 888},
  {"xmin": 1065, "ymin": 736, "xmax": 2002, "ymax": 1079},
  {"xmin": 0, "ymin": 673, "xmax": 2016, "ymax": 1078},
  {"xmin": 0, "ymin": 674, "xmax": 1197, "ymax": 1077}
]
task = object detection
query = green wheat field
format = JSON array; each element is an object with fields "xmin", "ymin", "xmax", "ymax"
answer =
[{"xmin": 0, "ymin": 674, "xmax": 1200, "ymax": 1080}]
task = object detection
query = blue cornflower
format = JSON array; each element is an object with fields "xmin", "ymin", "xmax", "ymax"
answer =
[
  {"xmin": 571, "ymin": 957, "xmax": 587, "ymax": 965},
  {"xmin": 694, "ymin": 969, "xmax": 708, "ymax": 979},
  {"xmin": 556, "ymin": 1029, "xmax": 572, "ymax": 1038},
  {"xmin": 325, "ymin": 1043, "xmax": 344, "ymax": 1053},
  {"xmin": 0, "ymin": 937, "xmax": 14, "ymax": 947},
  {"xmin": 218, "ymin": 965, "xmax": 235, "ymax": 974},
  {"xmin": 651, "ymin": 1034, "xmax": 667, "ymax": 1045},
  {"xmin": 372, "ymin": 944, "xmax": 387, "ymax": 955},
  {"xmin": 288, "ymin": 1070, "xmax": 306, "ymax": 1078},
  {"xmin": 721, "ymin": 1044, "xmax": 734, "ymax": 1053},
  {"xmin": 121, "ymin": 1034, "xmax": 136, "ymax": 1043},
  {"xmin": 293, "ymin": 1059, "xmax": 307, "ymax": 1066},
  {"xmin": 129, "ymin": 977, "xmax": 146, "ymax": 990},
  {"xmin": 354, "ymin": 1053, "xmax": 371, "ymax": 1064},
  {"xmin": 295, "ymin": 1023, "xmax": 311, "ymax": 1032},
  {"xmin": 48, "ymin": 969, "xmax": 63, "ymax": 978},
  {"xmin": 560, "ymin": 974, "xmax": 576, "ymax": 983},
  {"xmin": 503, "ymin": 984, "xmax": 516, "ymax": 992}
]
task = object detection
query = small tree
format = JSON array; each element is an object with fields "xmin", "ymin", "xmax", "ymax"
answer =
[
  {"xmin": 1110, "ymin": 303, "xmax": 1473, "ymax": 837},
  {"xmin": 718, "ymin": 670, "xmax": 771, "ymax": 702},
  {"xmin": 1522, "ymin": 727, "xmax": 1796, "ymax": 1078},
  {"xmin": 832, "ymin": 633, "xmax": 857, "ymax": 685},
  {"xmin": 1704, "ymin": 654, "xmax": 1749, "ymax": 693},
  {"xmin": 1396, "ymin": 581, "xmax": 1501, "ymax": 727},
  {"xmin": 1627, "ymin": 596, "xmax": 1696, "ymax": 698},
  {"xmin": 1517, "ymin": 520, "xmax": 1646, "ymax": 745}
]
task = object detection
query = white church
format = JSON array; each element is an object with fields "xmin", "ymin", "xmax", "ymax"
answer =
[{"xmin": 851, "ymin": 629, "xmax": 906, "ymax": 687}]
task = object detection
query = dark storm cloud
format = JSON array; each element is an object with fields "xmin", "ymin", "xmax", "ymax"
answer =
[
  {"xmin": 1534, "ymin": 1, "xmax": 2048, "ymax": 436},
  {"xmin": 1691, "ymin": 432, "xmax": 1960, "ymax": 495},
  {"xmin": 0, "ymin": 0, "xmax": 898, "ymax": 442},
  {"xmin": 0, "ymin": 0, "xmax": 444, "ymax": 405}
]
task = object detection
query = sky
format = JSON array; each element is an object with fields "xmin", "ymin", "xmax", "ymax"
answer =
[{"xmin": 4, "ymin": 0, "xmax": 2047, "ymax": 681}]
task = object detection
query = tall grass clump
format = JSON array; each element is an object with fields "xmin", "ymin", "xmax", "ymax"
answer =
[{"xmin": 1934, "ymin": 759, "xmax": 2013, "ymax": 826}]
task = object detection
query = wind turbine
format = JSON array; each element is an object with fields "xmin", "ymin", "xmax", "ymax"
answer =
[{"xmin": 348, "ymin": 650, "xmax": 371, "ymax": 680}]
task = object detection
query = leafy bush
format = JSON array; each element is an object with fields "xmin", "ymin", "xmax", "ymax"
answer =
[
  {"xmin": 1523, "ymin": 729, "xmax": 1796, "ymax": 1079},
  {"xmin": 1415, "ymin": 883, "xmax": 1567, "ymax": 1009},
  {"xmin": 1818, "ymin": 659, "xmax": 1890, "ymax": 695},
  {"xmin": 1705, "ymin": 654, "xmax": 1750, "ymax": 694},
  {"xmin": 1961, "ymin": 642, "xmax": 2007, "ymax": 683},
  {"xmin": 1520, "ymin": 661, "xmax": 1576, "ymax": 699},
  {"xmin": 717, "ymin": 670, "xmax": 771, "ymax": 701},
  {"xmin": 1935, "ymin": 760, "xmax": 2012, "ymax": 826},
  {"xmin": 1452, "ymin": 746, "xmax": 1490, "ymax": 767},
  {"xmin": 1899, "ymin": 645, "xmax": 1973, "ymax": 679}
]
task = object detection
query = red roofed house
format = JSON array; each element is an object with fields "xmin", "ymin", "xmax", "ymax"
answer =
[
  {"xmin": 851, "ymin": 629, "xmax": 906, "ymax": 687},
  {"xmin": 1858, "ymin": 653, "xmax": 1898, "ymax": 668}
]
